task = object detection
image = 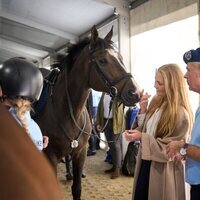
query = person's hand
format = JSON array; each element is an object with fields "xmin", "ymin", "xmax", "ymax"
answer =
[
  {"xmin": 43, "ymin": 136, "xmax": 49, "ymax": 149},
  {"xmin": 123, "ymin": 129, "xmax": 142, "ymax": 142},
  {"xmin": 139, "ymin": 90, "xmax": 151, "ymax": 114},
  {"xmin": 166, "ymin": 140, "xmax": 184, "ymax": 160},
  {"xmin": 96, "ymin": 124, "xmax": 102, "ymax": 132},
  {"xmin": 174, "ymin": 154, "xmax": 184, "ymax": 161}
]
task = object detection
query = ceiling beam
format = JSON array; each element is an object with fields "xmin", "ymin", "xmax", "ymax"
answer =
[
  {"xmin": 0, "ymin": 48, "xmax": 43, "ymax": 64},
  {"xmin": 0, "ymin": 38, "xmax": 48, "ymax": 57},
  {"xmin": 129, "ymin": 0, "xmax": 149, "ymax": 9},
  {"xmin": 1, "ymin": 11, "xmax": 78, "ymax": 43},
  {"xmin": 0, "ymin": 34, "xmax": 55, "ymax": 53}
]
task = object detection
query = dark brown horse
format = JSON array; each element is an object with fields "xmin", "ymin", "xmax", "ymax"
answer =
[
  {"xmin": 35, "ymin": 26, "xmax": 141, "ymax": 200},
  {"xmin": 0, "ymin": 105, "xmax": 62, "ymax": 200}
]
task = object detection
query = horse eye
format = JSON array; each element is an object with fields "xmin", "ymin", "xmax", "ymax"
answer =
[{"xmin": 99, "ymin": 58, "xmax": 107, "ymax": 65}]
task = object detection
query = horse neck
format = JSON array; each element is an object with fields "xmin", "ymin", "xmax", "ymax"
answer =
[
  {"xmin": 53, "ymin": 68, "xmax": 89, "ymax": 119},
  {"xmin": 68, "ymin": 49, "xmax": 91, "ymax": 116}
]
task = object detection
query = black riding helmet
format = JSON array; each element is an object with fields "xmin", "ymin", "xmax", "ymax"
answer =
[{"xmin": 0, "ymin": 57, "xmax": 43, "ymax": 102}]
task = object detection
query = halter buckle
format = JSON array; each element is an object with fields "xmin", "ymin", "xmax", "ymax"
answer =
[{"xmin": 110, "ymin": 86, "xmax": 118, "ymax": 98}]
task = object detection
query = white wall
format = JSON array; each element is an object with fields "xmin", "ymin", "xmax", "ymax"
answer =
[
  {"xmin": 129, "ymin": 3, "xmax": 199, "ymax": 197},
  {"xmin": 130, "ymin": 0, "xmax": 199, "ymax": 113},
  {"xmin": 131, "ymin": 15, "xmax": 199, "ymax": 114}
]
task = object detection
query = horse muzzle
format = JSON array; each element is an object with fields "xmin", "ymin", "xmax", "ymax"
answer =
[{"xmin": 120, "ymin": 89, "xmax": 140, "ymax": 107}]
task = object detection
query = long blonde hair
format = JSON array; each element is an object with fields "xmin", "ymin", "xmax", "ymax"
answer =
[
  {"xmin": 7, "ymin": 98, "xmax": 31, "ymax": 135},
  {"xmin": 145, "ymin": 63, "xmax": 193, "ymax": 138}
]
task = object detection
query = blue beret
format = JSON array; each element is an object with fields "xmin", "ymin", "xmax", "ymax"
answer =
[{"xmin": 183, "ymin": 47, "xmax": 200, "ymax": 64}]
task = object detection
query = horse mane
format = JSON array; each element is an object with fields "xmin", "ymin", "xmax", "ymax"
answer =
[
  {"xmin": 66, "ymin": 38, "xmax": 90, "ymax": 68},
  {"xmin": 51, "ymin": 38, "xmax": 90, "ymax": 72},
  {"xmin": 51, "ymin": 36, "xmax": 115, "ymax": 72}
]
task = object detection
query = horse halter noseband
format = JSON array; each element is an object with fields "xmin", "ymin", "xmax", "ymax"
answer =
[{"xmin": 89, "ymin": 47, "xmax": 132, "ymax": 98}]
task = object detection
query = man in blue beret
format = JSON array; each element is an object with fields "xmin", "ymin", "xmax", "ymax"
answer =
[
  {"xmin": 167, "ymin": 47, "xmax": 200, "ymax": 200},
  {"xmin": 183, "ymin": 48, "xmax": 200, "ymax": 64}
]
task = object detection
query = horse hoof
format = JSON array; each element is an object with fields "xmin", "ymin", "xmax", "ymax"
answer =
[
  {"xmin": 66, "ymin": 174, "xmax": 73, "ymax": 181},
  {"xmin": 82, "ymin": 173, "xmax": 86, "ymax": 178}
]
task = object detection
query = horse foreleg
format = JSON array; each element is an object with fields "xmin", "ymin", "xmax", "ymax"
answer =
[
  {"xmin": 71, "ymin": 150, "xmax": 86, "ymax": 200},
  {"xmin": 44, "ymin": 150, "xmax": 58, "ymax": 174}
]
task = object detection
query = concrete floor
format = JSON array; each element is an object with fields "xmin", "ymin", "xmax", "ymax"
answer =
[{"xmin": 57, "ymin": 149, "xmax": 134, "ymax": 200}]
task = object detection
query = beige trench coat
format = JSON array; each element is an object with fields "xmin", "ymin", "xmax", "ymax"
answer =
[{"xmin": 132, "ymin": 106, "xmax": 190, "ymax": 200}]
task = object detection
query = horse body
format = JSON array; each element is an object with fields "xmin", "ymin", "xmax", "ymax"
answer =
[
  {"xmin": 0, "ymin": 105, "xmax": 62, "ymax": 200},
  {"xmin": 35, "ymin": 26, "xmax": 141, "ymax": 200}
]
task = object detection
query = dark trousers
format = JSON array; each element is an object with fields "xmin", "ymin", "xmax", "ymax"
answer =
[
  {"xmin": 134, "ymin": 160, "xmax": 151, "ymax": 200},
  {"xmin": 104, "ymin": 119, "xmax": 122, "ymax": 169},
  {"xmin": 88, "ymin": 131, "xmax": 97, "ymax": 152},
  {"xmin": 191, "ymin": 184, "xmax": 200, "ymax": 200}
]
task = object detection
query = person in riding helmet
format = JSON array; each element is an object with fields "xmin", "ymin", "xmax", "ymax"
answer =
[{"xmin": 0, "ymin": 57, "xmax": 48, "ymax": 151}]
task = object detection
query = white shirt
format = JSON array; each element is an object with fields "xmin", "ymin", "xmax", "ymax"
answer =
[
  {"xmin": 9, "ymin": 107, "xmax": 43, "ymax": 151},
  {"xmin": 92, "ymin": 89, "xmax": 102, "ymax": 107},
  {"xmin": 146, "ymin": 109, "xmax": 162, "ymax": 136},
  {"xmin": 103, "ymin": 93, "xmax": 113, "ymax": 119}
]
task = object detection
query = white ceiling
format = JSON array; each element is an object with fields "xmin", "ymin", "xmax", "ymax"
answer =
[{"xmin": 0, "ymin": 0, "xmax": 119, "ymax": 65}]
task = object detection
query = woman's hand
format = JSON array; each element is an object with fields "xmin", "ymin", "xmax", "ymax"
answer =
[
  {"xmin": 139, "ymin": 90, "xmax": 151, "ymax": 114},
  {"xmin": 43, "ymin": 136, "xmax": 49, "ymax": 149},
  {"xmin": 123, "ymin": 129, "xmax": 142, "ymax": 142},
  {"xmin": 96, "ymin": 124, "xmax": 102, "ymax": 132},
  {"xmin": 166, "ymin": 140, "xmax": 184, "ymax": 160}
]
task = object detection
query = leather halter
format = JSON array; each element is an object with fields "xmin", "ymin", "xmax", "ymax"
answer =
[{"xmin": 88, "ymin": 47, "xmax": 132, "ymax": 98}]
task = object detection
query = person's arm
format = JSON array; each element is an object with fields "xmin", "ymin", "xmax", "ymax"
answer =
[
  {"xmin": 186, "ymin": 144, "xmax": 200, "ymax": 161},
  {"xmin": 167, "ymin": 140, "xmax": 200, "ymax": 162},
  {"xmin": 124, "ymin": 129, "xmax": 142, "ymax": 142},
  {"xmin": 141, "ymin": 106, "xmax": 190, "ymax": 162}
]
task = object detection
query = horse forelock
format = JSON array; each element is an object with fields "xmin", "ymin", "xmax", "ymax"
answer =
[
  {"xmin": 94, "ymin": 38, "xmax": 115, "ymax": 51},
  {"xmin": 57, "ymin": 37, "xmax": 115, "ymax": 72}
]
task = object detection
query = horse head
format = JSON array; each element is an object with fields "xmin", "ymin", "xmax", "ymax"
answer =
[{"xmin": 88, "ymin": 26, "xmax": 141, "ymax": 106}]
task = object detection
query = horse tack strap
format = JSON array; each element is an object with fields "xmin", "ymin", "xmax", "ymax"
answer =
[
  {"xmin": 110, "ymin": 73, "xmax": 132, "ymax": 86},
  {"xmin": 64, "ymin": 69, "xmax": 92, "ymax": 137},
  {"xmin": 90, "ymin": 58, "xmax": 132, "ymax": 98},
  {"xmin": 32, "ymin": 69, "xmax": 61, "ymax": 118},
  {"xmin": 71, "ymin": 140, "xmax": 79, "ymax": 148}
]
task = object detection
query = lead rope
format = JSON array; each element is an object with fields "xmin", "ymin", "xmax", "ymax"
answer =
[{"xmin": 89, "ymin": 95, "xmax": 121, "ymax": 144}]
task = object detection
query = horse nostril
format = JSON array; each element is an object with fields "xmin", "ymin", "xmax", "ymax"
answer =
[
  {"xmin": 127, "ymin": 89, "xmax": 140, "ymax": 102},
  {"xmin": 121, "ymin": 89, "xmax": 140, "ymax": 106},
  {"xmin": 127, "ymin": 89, "xmax": 135, "ymax": 98}
]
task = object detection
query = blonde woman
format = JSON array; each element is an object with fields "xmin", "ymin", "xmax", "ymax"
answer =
[
  {"xmin": 124, "ymin": 64, "xmax": 193, "ymax": 200},
  {"xmin": 0, "ymin": 57, "xmax": 48, "ymax": 151}
]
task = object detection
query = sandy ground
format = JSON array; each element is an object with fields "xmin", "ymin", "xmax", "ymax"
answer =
[{"xmin": 57, "ymin": 149, "xmax": 134, "ymax": 200}]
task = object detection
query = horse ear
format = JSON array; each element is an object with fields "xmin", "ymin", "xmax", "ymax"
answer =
[
  {"xmin": 90, "ymin": 25, "xmax": 99, "ymax": 48},
  {"xmin": 104, "ymin": 26, "xmax": 113, "ymax": 41}
]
